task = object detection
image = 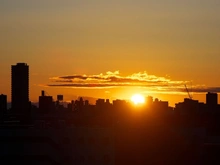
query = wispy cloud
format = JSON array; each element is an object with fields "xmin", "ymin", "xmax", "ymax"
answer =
[
  {"xmin": 46, "ymin": 71, "xmax": 220, "ymax": 94},
  {"xmin": 48, "ymin": 71, "xmax": 188, "ymax": 89}
]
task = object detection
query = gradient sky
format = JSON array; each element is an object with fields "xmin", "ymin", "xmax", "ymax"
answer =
[{"xmin": 1, "ymin": 0, "xmax": 220, "ymax": 106}]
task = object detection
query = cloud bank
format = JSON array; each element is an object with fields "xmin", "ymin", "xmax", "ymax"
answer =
[{"xmin": 47, "ymin": 71, "xmax": 219, "ymax": 94}]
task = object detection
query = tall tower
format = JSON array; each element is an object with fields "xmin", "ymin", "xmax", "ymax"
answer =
[{"xmin": 11, "ymin": 63, "xmax": 29, "ymax": 114}]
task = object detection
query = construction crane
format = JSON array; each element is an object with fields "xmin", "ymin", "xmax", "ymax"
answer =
[{"xmin": 184, "ymin": 84, "xmax": 193, "ymax": 99}]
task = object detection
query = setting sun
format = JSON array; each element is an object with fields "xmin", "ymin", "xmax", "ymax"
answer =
[{"xmin": 131, "ymin": 94, "xmax": 145, "ymax": 105}]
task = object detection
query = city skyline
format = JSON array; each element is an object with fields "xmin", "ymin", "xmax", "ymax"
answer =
[
  {"xmin": 0, "ymin": 62, "xmax": 219, "ymax": 110},
  {"xmin": 1, "ymin": 62, "xmax": 220, "ymax": 107},
  {"xmin": 1, "ymin": 62, "xmax": 219, "ymax": 114},
  {"xmin": 1, "ymin": 1, "xmax": 220, "ymax": 106}
]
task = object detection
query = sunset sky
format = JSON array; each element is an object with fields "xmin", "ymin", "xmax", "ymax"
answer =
[{"xmin": 1, "ymin": 0, "xmax": 220, "ymax": 106}]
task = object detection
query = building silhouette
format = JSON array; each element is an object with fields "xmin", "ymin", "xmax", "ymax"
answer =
[
  {"xmin": 152, "ymin": 98, "xmax": 169, "ymax": 113},
  {"xmin": 206, "ymin": 92, "xmax": 218, "ymax": 106},
  {"xmin": 39, "ymin": 91, "xmax": 53, "ymax": 114},
  {"xmin": 175, "ymin": 98, "xmax": 201, "ymax": 115},
  {"xmin": 0, "ymin": 94, "xmax": 7, "ymax": 120},
  {"xmin": 0, "ymin": 94, "xmax": 7, "ymax": 110},
  {"xmin": 11, "ymin": 63, "xmax": 29, "ymax": 114}
]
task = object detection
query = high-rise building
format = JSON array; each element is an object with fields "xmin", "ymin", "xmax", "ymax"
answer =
[
  {"xmin": 11, "ymin": 63, "xmax": 29, "ymax": 114},
  {"xmin": 206, "ymin": 92, "xmax": 218, "ymax": 106}
]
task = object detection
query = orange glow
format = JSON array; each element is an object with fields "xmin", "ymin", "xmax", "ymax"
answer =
[{"xmin": 131, "ymin": 94, "xmax": 145, "ymax": 105}]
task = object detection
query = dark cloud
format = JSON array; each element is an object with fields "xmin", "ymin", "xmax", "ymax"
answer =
[
  {"xmin": 59, "ymin": 75, "xmax": 88, "ymax": 80},
  {"xmin": 178, "ymin": 87, "xmax": 220, "ymax": 93}
]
